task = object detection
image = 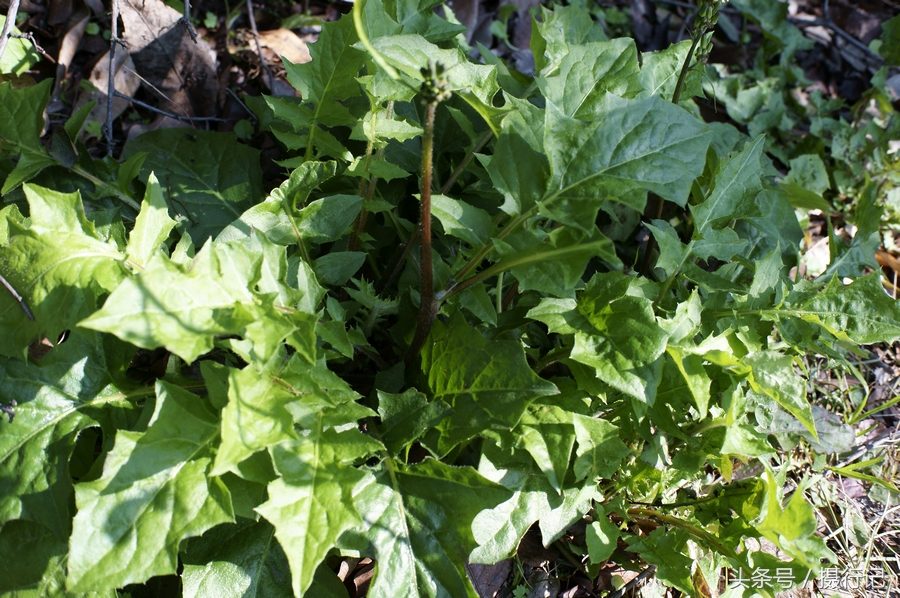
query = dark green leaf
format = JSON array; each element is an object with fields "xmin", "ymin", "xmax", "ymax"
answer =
[
  {"xmin": 123, "ymin": 130, "xmax": 262, "ymax": 244},
  {"xmin": 377, "ymin": 388, "xmax": 452, "ymax": 456},
  {"xmin": 0, "ymin": 332, "xmax": 125, "ymax": 539},
  {"xmin": 421, "ymin": 313, "xmax": 558, "ymax": 456}
]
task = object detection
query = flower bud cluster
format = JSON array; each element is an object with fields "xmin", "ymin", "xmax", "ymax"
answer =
[
  {"xmin": 419, "ymin": 60, "xmax": 453, "ymax": 105},
  {"xmin": 694, "ymin": 0, "xmax": 726, "ymax": 63}
]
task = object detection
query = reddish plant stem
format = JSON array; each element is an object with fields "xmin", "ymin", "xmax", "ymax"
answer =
[
  {"xmin": 404, "ymin": 102, "xmax": 438, "ymax": 363},
  {"xmin": 376, "ymin": 129, "xmax": 492, "ymax": 295}
]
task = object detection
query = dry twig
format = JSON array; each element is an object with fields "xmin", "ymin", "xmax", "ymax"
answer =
[
  {"xmin": 105, "ymin": 0, "xmax": 120, "ymax": 156},
  {"xmin": 246, "ymin": 0, "xmax": 275, "ymax": 92},
  {"xmin": 0, "ymin": 0, "xmax": 22, "ymax": 65},
  {"xmin": 182, "ymin": 0, "xmax": 198, "ymax": 43},
  {"xmin": 113, "ymin": 91, "xmax": 232, "ymax": 123}
]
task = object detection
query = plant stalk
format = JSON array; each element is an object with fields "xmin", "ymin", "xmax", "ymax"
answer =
[
  {"xmin": 403, "ymin": 102, "xmax": 438, "ymax": 363},
  {"xmin": 376, "ymin": 129, "xmax": 493, "ymax": 295},
  {"xmin": 641, "ymin": 32, "xmax": 704, "ymax": 278}
]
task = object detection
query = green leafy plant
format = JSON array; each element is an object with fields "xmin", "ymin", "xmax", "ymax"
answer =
[{"xmin": 1, "ymin": 2, "xmax": 898, "ymax": 597}]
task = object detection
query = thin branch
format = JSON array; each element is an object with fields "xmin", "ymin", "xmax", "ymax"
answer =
[
  {"xmin": 441, "ymin": 129, "xmax": 491, "ymax": 194},
  {"xmin": 0, "ymin": 0, "xmax": 21, "ymax": 65},
  {"xmin": 246, "ymin": 0, "xmax": 275, "ymax": 92},
  {"xmin": 788, "ymin": 16, "xmax": 884, "ymax": 64},
  {"xmin": 182, "ymin": 0, "xmax": 198, "ymax": 43},
  {"xmin": 225, "ymin": 87, "xmax": 258, "ymax": 123},
  {"xmin": 0, "ymin": 273, "xmax": 34, "ymax": 320},
  {"xmin": 10, "ymin": 32, "xmax": 54, "ymax": 63},
  {"xmin": 606, "ymin": 565, "xmax": 657, "ymax": 598},
  {"xmin": 105, "ymin": 0, "xmax": 119, "ymax": 156},
  {"xmin": 113, "ymin": 91, "xmax": 233, "ymax": 123}
]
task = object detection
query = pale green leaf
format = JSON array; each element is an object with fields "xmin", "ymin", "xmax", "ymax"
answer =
[
  {"xmin": 516, "ymin": 404, "xmax": 576, "ymax": 493},
  {"xmin": 627, "ymin": 529, "xmax": 693, "ymax": 594},
  {"xmin": 783, "ymin": 273, "xmax": 900, "ymax": 344},
  {"xmin": 822, "ymin": 179, "xmax": 880, "ymax": 278},
  {"xmin": 493, "ymin": 226, "xmax": 621, "ymax": 297},
  {"xmin": 0, "ymin": 79, "xmax": 50, "ymax": 156},
  {"xmin": 211, "ymin": 359, "xmax": 299, "ymax": 477},
  {"xmin": 256, "ymin": 430, "xmax": 377, "ymax": 598},
  {"xmin": 431, "ymin": 194, "xmax": 493, "ymax": 247},
  {"xmin": 182, "ymin": 519, "xmax": 292, "ymax": 598},
  {"xmin": 570, "ymin": 273, "xmax": 669, "ymax": 403},
  {"xmin": 471, "ymin": 442, "xmax": 597, "ymax": 564},
  {"xmin": 350, "ymin": 111, "xmax": 423, "ymax": 146},
  {"xmin": 125, "ymin": 172, "xmax": 177, "ymax": 269},
  {"xmin": 585, "ymin": 506, "xmax": 620, "ymax": 564},
  {"xmin": 68, "ymin": 382, "xmax": 232, "ymax": 592},
  {"xmin": 691, "ymin": 135, "xmax": 765, "ymax": 244},
  {"xmin": 0, "ymin": 16, "xmax": 41, "ymax": 75},
  {"xmin": 744, "ymin": 351, "xmax": 815, "ymax": 439},
  {"xmin": 0, "ymin": 185, "xmax": 125, "ymax": 358},
  {"xmin": 542, "ymin": 96, "xmax": 711, "ymax": 230},
  {"xmin": 0, "ymin": 520, "xmax": 71, "ymax": 596},
  {"xmin": 537, "ymin": 39, "xmax": 642, "ymax": 119},
  {"xmin": 295, "ymin": 194, "xmax": 362, "ymax": 243},
  {"xmin": 80, "ymin": 242, "xmax": 258, "ymax": 363},
  {"xmin": 646, "ymin": 219, "xmax": 688, "ymax": 279},
  {"xmin": 665, "ymin": 348, "xmax": 711, "ymax": 418},
  {"xmin": 341, "ymin": 459, "xmax": 511, "ymax": 598},
  {"xmin": 486, "ymin": 110, "xmax": 548, "ymax": 217},
  {"xmin": 721, "ymin": 424, "xmax": 774, "ymax": 457},
  {"xmin": 0, "ymin": 332, "xmax": 125, "ymax": 538},
  {"xmin": 531, "ymin": 4, "xmax": 608, "ymax": 75},
  {"xmin": 572, "ymin": 414, "xmax": 630, "ymax": 481},
  {"xmin": 313, "ymin": 251, "xmax": 366, "ymax": 286},
  {"xmin": 637, "ymin": 40, "xmax": 703, "ymax": 101},
  {"xmin": 346, "ymin": 157, "xmax": 412, "ymax": 182},
  {"xmin": 283, "ymin": 15, "xmax": 366, "ymax": 128},
  {"xmin": 379, "ymin": 0, "xmax": 467, "ymax": 41},
  {"xmin": 757, "ymin": 470, "xmax": 833, "ymax": 569},
  {"xmin": 82, "ymin": 236, "xmax": 320, "ymax": 363}
]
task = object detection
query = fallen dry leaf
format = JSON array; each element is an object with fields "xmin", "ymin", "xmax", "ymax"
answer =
[{"xmin": 257, "ymin": 28, "xmax": 311, "ymax": 66}]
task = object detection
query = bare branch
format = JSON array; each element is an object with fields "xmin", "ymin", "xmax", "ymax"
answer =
[
  {"xmin": 246, "ymin": 0, "xmax": 275, "ymax": 92},
  {"xmin": 0, "ymin": 273, "xmax": 34, "ymax": 321},
  {"xmin": 105, "ymin": 0, "xmax": 119, "ymax": 156},
  {"xmin": 113, "ymin": 91, "xmax": 232, "ymax": 123},
  {"xmin": 0, "ymin": 0, "xmax": 22, "ymax": 65},
  {"xmin": 182, "ymin": 0, "xmax": 198, "ymax": 43}
]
